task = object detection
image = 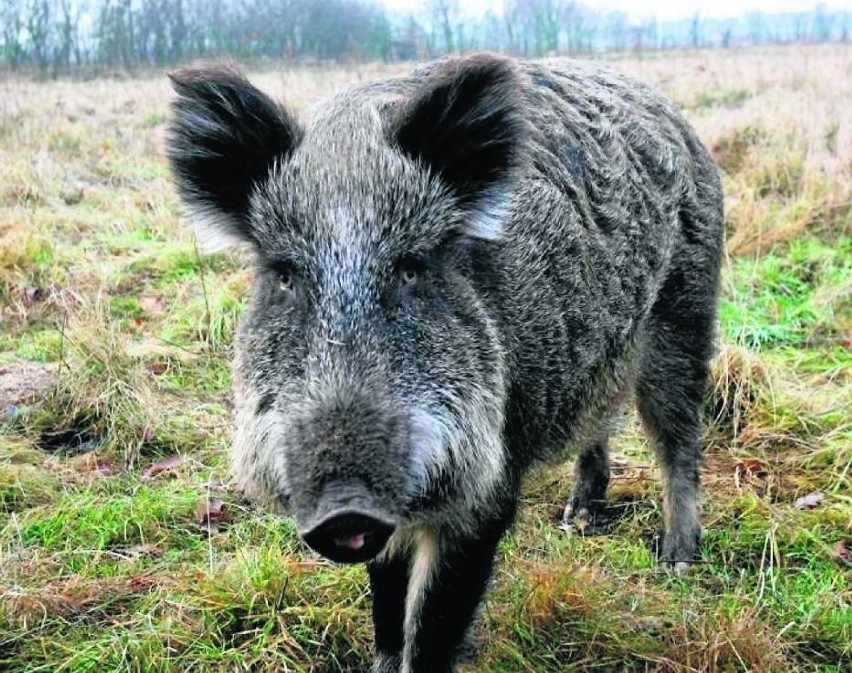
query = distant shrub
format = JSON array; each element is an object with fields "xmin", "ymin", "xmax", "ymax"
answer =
[
  {"xmin": 711, "ymin": 125, "xmax": 764, "ymax": 174},
  {"xmin": 693, "ymin": 87, "xmax": 752, "ymax": 111},
  {"xmin": 747, "ymin": 152, "xmax": 805, "ymax": 198}
]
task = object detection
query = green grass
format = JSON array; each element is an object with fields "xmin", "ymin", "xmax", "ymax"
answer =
[
  {"xmin": 1, "ymin": 46, "xmax": 851, "ymax": 672},
  {"xmin": 721, "ymin": 238, "xmax": 850, "ymax": 348}
]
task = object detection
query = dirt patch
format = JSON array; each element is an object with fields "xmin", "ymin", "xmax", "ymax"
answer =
[{"xmin": 0, "ymin": 361, "xmax": 56, "ymax": 409}]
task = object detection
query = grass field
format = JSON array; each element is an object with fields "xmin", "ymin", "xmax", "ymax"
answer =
[{"xmin": 1, "ymin": 44, "xmax": 850, "ymax": 672}]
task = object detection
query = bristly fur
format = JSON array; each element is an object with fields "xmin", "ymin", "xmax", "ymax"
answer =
[{"xmin": 166, "ymin": 53, "xmax": 724, "ymax": 673}]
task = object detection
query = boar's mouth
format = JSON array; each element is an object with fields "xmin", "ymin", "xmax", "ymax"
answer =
[
  {"xmin": 299, "ymin": 481, "xmax": 398, "ymax": 564},
  {"xmin": 302, "ymin": 508, "xmax": 396, "ymax": 563}
]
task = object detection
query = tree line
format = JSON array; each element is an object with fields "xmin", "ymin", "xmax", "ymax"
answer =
[{"xmin": 1, "ymin": 0, "xmax": 850, "ymax": 74}]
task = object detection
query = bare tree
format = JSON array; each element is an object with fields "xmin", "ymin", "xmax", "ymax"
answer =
[
  {"xmin": 606, "ymin": 10, "xmax": 628, "ymax": 52},
  {"xmin": 1, "ymin": 0, "xmax": 848, "ymax": 74},
  {"xmin": 26, "ymin": 0, "xmax": 52, "ymax": 70},
  {"xmin": 428, "ymin": 0, "xmax": 458, "ymax": 54},
  {"xmin": 814, "ymin": 4, "xmax": 832, "ymax": 42},
  {"xmin": 532, "ymin": 0, "xmax": 561, "ymax": 54},
  {"xmin": 1, "ymin": 0, "xmax": 25, "ymax": 69},
  {"xmin": 689, "ymin": 12, "xmax": 701, "ymax": 48},
  {"xmin": 567, "ymin": 3, "xmax": 599, "ymax": 53},
  {"xmin": 747, "ymin": 11, "xmax": 767, "ymax": 44}
]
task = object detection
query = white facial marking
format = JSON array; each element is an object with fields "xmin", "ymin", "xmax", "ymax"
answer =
[
  {"xmin": 407, "ymin": 384, "xmax": 506, "ymax": 509},
  {"xmin": 407, "ymin": 408, "xmax": 455, "ymax": 491}
]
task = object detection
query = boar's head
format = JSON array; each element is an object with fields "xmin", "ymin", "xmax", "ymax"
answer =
[{"xmin": 167, "ymin": 55, "xmax": 525, "ymax": 563}]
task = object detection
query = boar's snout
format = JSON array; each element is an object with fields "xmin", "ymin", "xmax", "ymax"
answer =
[
  {"xmin": 301, "ymin": 482, "xmax": 397, "ymax": 563},
  {"xmin": 285, "ymin": 387, "xmax": 410, "ymax": 562}
]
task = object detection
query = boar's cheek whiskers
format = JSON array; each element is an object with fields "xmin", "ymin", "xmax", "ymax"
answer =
[
  {"xmin": 406, "ymin": 385, "xmax": 506, "ymax": 512},
  {"xmin": 231, "ymin": 395, "xmax": 291, "ymax": 508},
  {"xmin": 406, "ymin": 407, "xmax": 457, "ymax": 495}
]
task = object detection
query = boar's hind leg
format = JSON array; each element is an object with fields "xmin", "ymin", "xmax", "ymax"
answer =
[
  {"xmin": 403, "ymin": 520, "xmax": 510, "ymax": 673},
  {"xmin": 636, "ymin": 266, "xmax": 717, "ymax": 569},
  {"xmin": 561, "ymin": 439, "xmax": 610, "ymax": 530},
  {"xmin": 369, "ymin": 552, "xmax": 409, "ymax": 672}
]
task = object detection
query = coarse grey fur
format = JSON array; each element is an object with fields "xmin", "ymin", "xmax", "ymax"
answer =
[{"xmin": 167, "ymin": 53, "xmax": 724, "ymax": 672}]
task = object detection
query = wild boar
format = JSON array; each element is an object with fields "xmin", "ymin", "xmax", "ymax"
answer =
[{"xmin": 167, "ymin": 53, "xmax": 723, "ymax": 672}]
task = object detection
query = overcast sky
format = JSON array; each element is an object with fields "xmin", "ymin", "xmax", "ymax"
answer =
[{"xmin": 381, "ymin": 1, "xmax": 852, "ymax": 22}]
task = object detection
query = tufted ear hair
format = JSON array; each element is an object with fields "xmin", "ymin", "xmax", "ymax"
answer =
[
  {"xmin": 390, "ymin": 54, "xmax": 526, "ymax": 241},
  {"xmin": 167, "ymin": 65, "xmax": 301, "ymax": 253}
]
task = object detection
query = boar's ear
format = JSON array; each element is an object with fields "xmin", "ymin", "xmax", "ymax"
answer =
[
  {"xmin": 391, "ymin": 54, "xmax": 526, "ymax": 241},
  {"xmin": 167, "ymin": 66, "xmax": 301, "ymax": 253}
]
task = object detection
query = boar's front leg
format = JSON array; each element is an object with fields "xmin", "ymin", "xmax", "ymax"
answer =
[
  {"xmin": 562, "ymin": 438, "xmax": 611, "ymax": 529},
  {"xmin": 400, "ymin": 518, "xmax": 510, "ymax": 673},
  {"xmin": 368, "ymin": 552, "xmax": 409, "ymax": 672}
]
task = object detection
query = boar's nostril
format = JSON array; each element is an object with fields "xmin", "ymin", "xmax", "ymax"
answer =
[{"xmin": 302, "ymin": 509, "xmax": 395, "ymax": 564}]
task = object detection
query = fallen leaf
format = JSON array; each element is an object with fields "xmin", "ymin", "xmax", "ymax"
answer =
[
  {"xmin": 147, "ymin": 361, "xmax": 169, "ymax": 376},
  {"xmin": 734, "ymin": 458, "xmax": 768, "ymax": 489},
  {"xmin": 833, "ymin": 540, "xmax": 851, "ymax": 565},
  {"xmin": 126, "ymin": 576, "xmax": 155, "ymax": 592},
  {"xmin": 142, "ymin": 455, "xmax": 181, "ymax": 478},
  {"xmin": 793, "ymin": 491, "xmax": 825, "ymax": 510},
  {"xmin": 195, "ymin": 497, "xmax": 227, "ymax": 526}
]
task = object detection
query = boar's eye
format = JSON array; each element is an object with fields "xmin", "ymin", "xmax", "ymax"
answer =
[
  {"xmin": 397, "ymin": 255, "xmax": 427, "ymax": 287},
  {"xmin": 269, "ymin": 261, "xmax": 297, "ymax": 296},
  {"xmin": 400, "ymin": 267, "xmax": 418, "ymax": 285}
]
